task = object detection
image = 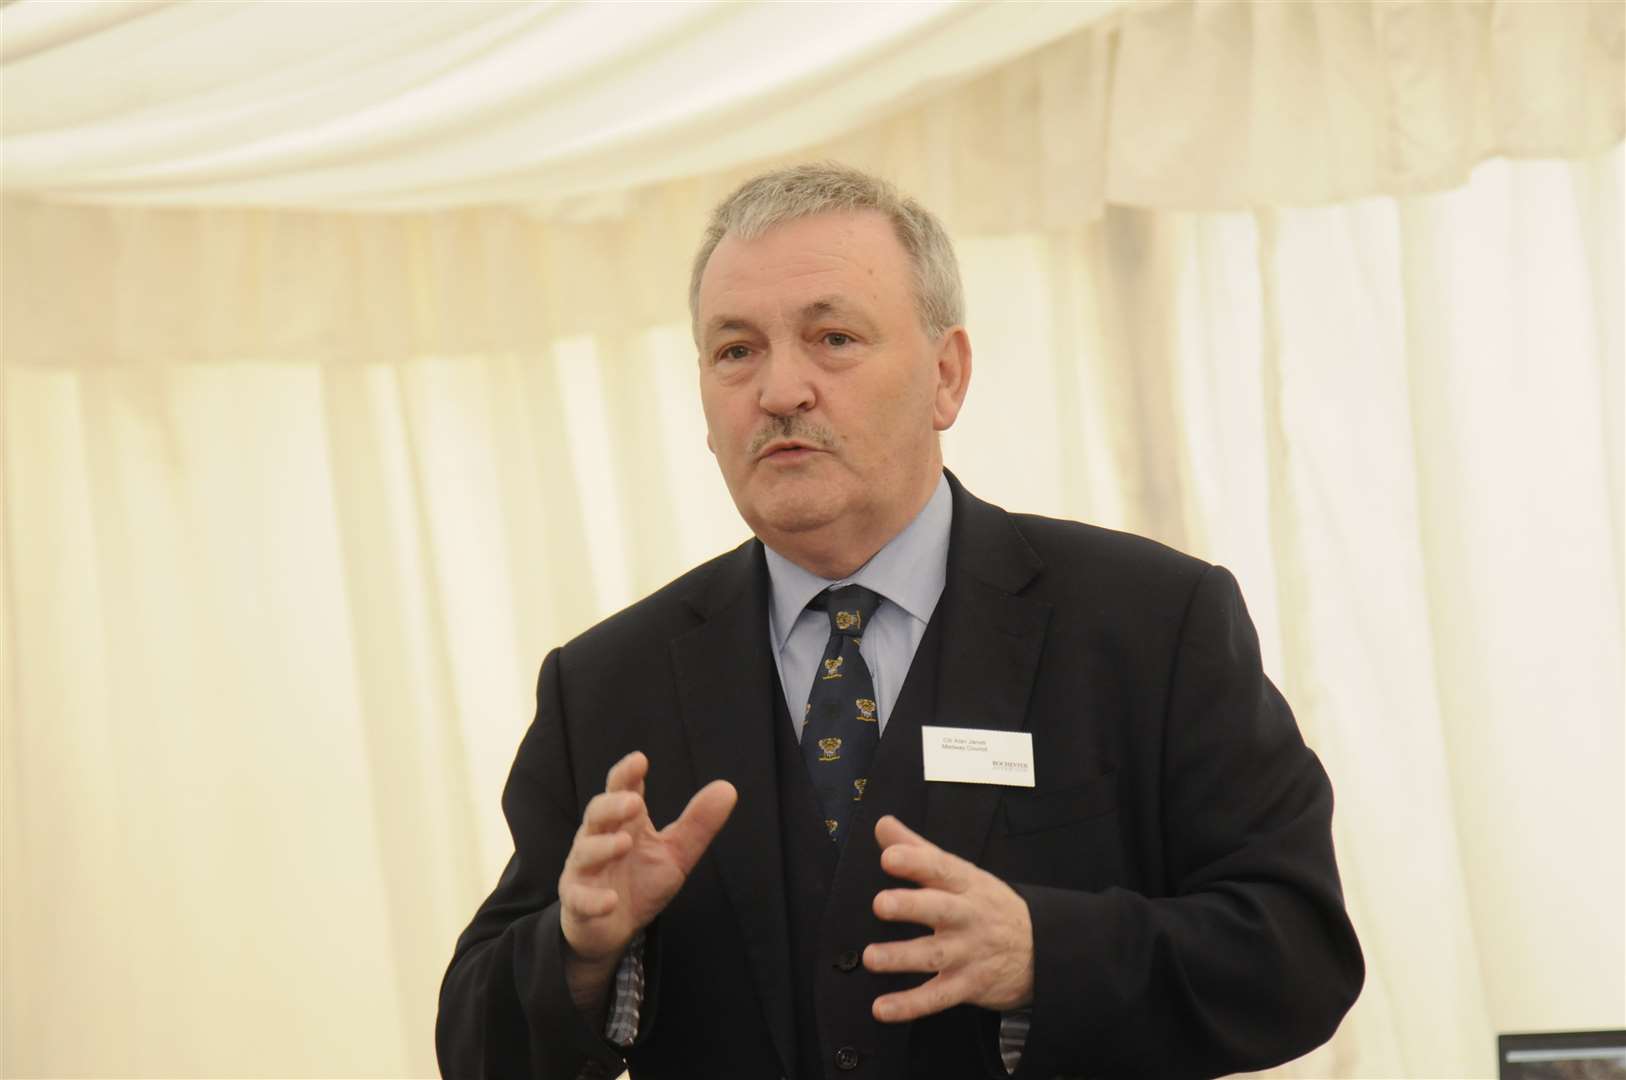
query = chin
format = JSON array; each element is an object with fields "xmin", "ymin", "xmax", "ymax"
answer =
[{"xmin": 739, "ymin": 478, "xmax": 847, "ymax": 540}]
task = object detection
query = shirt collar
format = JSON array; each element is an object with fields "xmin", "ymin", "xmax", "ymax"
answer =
[{"xmin": 764, "ymin": 472, "xmax": 953, "ymax": 651}]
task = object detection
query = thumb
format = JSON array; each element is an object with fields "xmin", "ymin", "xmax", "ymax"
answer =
[{"xmin": 661, "ymin": 779, "xmax": 738, "ymax": 874}]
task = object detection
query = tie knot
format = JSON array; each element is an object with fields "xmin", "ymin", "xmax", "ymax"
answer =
[{"xmin": 814, "ymin": 584, "xmax": 883, "ymax": 637}]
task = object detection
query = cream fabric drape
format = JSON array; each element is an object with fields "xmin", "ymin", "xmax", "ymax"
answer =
[
  {"xmin": 2, "ymin": 0, "xmax": 1617, "ymax": 212},
  {"xmin": 3, "ymin": 2, "xmax": 1622, "ymax": 1077},
  {"xmin": 0, "ymin": 0, "xmax": 1126, "ymax": 209}
]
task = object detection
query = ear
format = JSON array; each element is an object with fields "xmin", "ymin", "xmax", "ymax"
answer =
[{"xmin": 930, "ymin": 327, "xmax": 972, "ymax": 432}]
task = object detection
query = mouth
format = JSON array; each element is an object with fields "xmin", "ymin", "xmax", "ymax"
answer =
[
  {"xmin": 754, "ymin": 435, "xmax": 819, "ymax": 458},
  {"xmin": 756, "ymin": 439, "xmax": 824, "ymax": 463}
]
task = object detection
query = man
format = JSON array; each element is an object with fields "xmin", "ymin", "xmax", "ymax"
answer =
[{"xmin": 436, "ymin": 164, "xmax": 1363, "ymax": 1079}]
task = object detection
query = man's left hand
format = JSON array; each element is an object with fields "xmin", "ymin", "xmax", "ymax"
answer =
[{"xmin": 863, "ymin": 814, "xmax": 1034, "ymax": 1022}]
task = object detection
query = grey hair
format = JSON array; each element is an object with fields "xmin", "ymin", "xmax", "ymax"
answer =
[{"xmin": 689, "ymin": 162, "xmax": 964, "ymax": 343}]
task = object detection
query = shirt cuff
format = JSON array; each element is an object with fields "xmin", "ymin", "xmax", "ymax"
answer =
[
  {"xmin": 998, "ymin": 1008, "xmax": 1031, "ymax": 1074},
  {"xmin": 602, "ymin": 929, "xmax": 646, "ymax": 1048}
]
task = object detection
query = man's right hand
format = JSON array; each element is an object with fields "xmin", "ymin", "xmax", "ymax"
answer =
[{"xmin": 558, "ymin": 751, "xmax": 737, "ymax": 1015}]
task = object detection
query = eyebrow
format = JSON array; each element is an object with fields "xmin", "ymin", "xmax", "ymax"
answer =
[
  {"xmin": 703, "ymin": 316, "xmax": 757, "ymax": 341},
  {"xmin": 798, "ymin": 297, "xmax": 862, "ymax": 323},
  {"xmin": 703, "ymin": 297, "xmax": 867, "ymax": 337}
]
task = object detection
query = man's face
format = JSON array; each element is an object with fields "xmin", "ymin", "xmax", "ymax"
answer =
[{"xmin": 695, "ymin": 210, "xmax": 969, "ymax": 567}]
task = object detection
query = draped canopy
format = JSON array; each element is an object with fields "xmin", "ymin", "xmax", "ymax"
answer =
[
  {"xmin": 3, "ymin": 0, "xmax": 1618, "ymax": 215},
  {"xmin": 5, "ymin": 0, "xmax": 1620, "ymax": 369}
]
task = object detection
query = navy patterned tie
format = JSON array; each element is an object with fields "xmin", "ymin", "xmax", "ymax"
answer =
[{"xmin": 800, "ymin": 584, "xmax": 884, "ymax": 845}]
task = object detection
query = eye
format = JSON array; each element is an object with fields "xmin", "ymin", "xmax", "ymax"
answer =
[
  {"xmin": 716, "ymin": 344, "xmax": 752, "ymax": 363},
  {"xmin": 823, "ymin": 332, "xmax": 853, "ymax": 348}
]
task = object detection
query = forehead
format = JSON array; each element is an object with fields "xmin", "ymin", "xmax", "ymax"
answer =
[{"xmin": 698, "ymin": 210, "xmax": 913, "ymax": 327}]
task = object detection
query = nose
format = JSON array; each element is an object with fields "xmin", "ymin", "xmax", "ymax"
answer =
[{"xmin": 756, "ymin": 346, "xmax": 815, "ymax": 417}]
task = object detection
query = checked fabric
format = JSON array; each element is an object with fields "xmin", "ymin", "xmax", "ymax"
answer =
[{"xmin": 800, "ymin": 584, "xmax": 884, "ymax": 846}]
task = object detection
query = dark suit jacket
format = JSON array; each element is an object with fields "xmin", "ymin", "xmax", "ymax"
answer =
[{"xmin": 436, "ymin": 475, "xmax": 1363, "ymax": 1079}]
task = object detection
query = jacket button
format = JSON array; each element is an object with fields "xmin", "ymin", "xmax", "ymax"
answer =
[
  {"xmin": 835, "ymin": 1046, "xmax": 860, "ymax": 1070},
  {"xmin": 834, "ymin": 949, "xmax": 861, "ymax": 972}
]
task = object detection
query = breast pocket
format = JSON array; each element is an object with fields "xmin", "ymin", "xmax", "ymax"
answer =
[
  {"xmin": 1002, "ymin": 769, "xmax": 1119, "ymax": 835},
  {"xmin": 993, "ymin": 769, "xmax": 1123, "ymax": 890}
]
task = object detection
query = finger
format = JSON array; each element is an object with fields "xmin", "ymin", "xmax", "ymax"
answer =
[
  {"xmin": 862, "ymin": 932, "xmax": 964, "ymax": 975},
  {"xmin": 873, "ymin": 813, "xmax": 929, "ymax": 850},
  {"xmin": 659, "ymin": 779, "xmax": 738, "ymax": 873},
  {"xmin": 872, "ymin": 973, "xmax": 966, "ymax": 1024},
  {"xmin": 559, "ymin": 881, "xmax": 620, "ymax": 919},
  {"xmin": 605, "ymin": 751, "xmax": 649, "ymax": 795},
  {"xmin": 563, "ymin": 830, "xmax": 632, "ymax": 874},
  {"xmin": 872, "ymin": 886, "xmax": 968, "ymax": 929},
  {"xmin": 582, "ymin": 790, "xmax": 644, "ymax": 833},
  {"xmin": 878, "ymin": 834, "xmax": 971, "ymax": 892}
]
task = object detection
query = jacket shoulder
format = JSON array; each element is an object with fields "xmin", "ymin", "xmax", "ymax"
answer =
[
  {"xmin": 1002, "ymin": 511, "xmax": 1218, "ymax": 618},
  {"xmin": 557, "ymin": 540, "xmax": 755, "ymax": 668},
  {"xmin": 1011, "ymin": 511, "xmax": 1208, "ymax": 579},
  {"xmin": 946, "ymin": 473, "xmax": 1213, "ymax": 606}
]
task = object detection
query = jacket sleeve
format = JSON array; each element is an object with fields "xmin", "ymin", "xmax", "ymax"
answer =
[
  {"xmin": 435, "ymin": 648, "xmax": 637, "ymax": 1080},
  {"xmin": 1011, "ymin": 565, "xmax": 1364, "ymax": 1079}
]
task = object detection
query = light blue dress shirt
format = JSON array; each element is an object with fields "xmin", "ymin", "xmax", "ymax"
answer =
[{"xmin": 764, "ymin": 472, "xmax": 952, "ymax": 737}]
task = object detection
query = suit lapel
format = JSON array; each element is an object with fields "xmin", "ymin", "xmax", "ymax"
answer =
[
  {"xmin": 670, "ymin": 541, "xmax": 796, "ymax": 1077},
  {"xmin": 923, "ymin": 475, "xmax": 1052, "ymax": 863}
]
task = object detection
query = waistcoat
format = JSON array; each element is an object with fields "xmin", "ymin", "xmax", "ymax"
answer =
[{"xmin": 771, "ymin": 606, "xmax": 948, "ymax": 1079}]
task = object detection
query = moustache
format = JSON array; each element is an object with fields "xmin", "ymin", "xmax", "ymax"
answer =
[{"xmin": 748, "ymin": 417, "xmax": 835, "ymax": 457}]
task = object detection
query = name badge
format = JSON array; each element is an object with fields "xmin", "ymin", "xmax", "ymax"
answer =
[{"xmin": 921, "ymin": 726, "xmax": 1035, "ymax": 787}]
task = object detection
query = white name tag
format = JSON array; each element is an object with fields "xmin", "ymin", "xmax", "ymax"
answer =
[{"xmin": 921, "ymin": 725, "xmax": 1035, "ymax": 787}]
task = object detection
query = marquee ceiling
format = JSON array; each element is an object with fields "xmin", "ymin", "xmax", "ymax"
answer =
[{"xmin": 0, "ymin": 0, "xmax": 1127, "ymax": 210}]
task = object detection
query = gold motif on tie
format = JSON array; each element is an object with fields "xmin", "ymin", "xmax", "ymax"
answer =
[
  {"xmin": 855, "ymin": 698, "xmax": 877, "ymax": 722},
  {"xmin": 852, "ymin": 778, "xmax": 867, "ymax": 800},
  {"xmin": 835, "ymin": 610, "xmax": 862, "ymax": 631},
  {"xmin": 817, "ymin": 736, "xmax": 842, "ymax": 762},
  {"xmin": 822, "ymin": 657, "xmax": 844, "ymax": 680},
  {"xmin": 825, "ymin": 818, "xmax": 839, "ymax": 837}
]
